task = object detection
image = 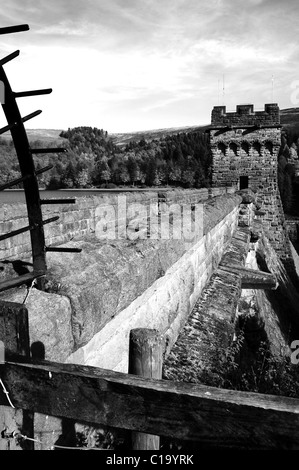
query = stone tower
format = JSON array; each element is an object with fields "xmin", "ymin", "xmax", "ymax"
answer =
[{"xmin": 208, "ymin": 103, "xmax": 296, "ymax": 279}]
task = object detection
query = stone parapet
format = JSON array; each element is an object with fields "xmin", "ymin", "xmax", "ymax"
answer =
[{"xmin": 211, "ymin": 103, "xmax": 280, "ymax": 127}]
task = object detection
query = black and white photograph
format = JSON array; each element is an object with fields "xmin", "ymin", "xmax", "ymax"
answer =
[{"xmin": 0, "ymin": 0, "xmax": 299, "ymax": 456}]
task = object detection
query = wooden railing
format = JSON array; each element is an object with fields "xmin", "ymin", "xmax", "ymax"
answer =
[{"xmin": 1, "ymin": 300, "xmax": 299, "ymax": 451}]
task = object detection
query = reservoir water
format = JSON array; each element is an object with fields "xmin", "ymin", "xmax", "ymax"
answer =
[{"xmin": 0, "ymin": 188, "xmax": 168, "ymax": 204}]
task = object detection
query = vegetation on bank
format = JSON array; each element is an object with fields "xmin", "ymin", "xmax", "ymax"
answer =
[
  {"xmin": 0, "ymin": 123, "xmax": 298, "ymax": 212},
  {"xmin": 0, "ymin": 126, "xmax": 211, "ymax": 190}
]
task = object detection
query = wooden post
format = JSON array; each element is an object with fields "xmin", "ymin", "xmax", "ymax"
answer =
[
  {"xmin": 129, "ymin": 328, "xmax": 164, "ymax": 450},
  {"xmin": 0, "ymin": 301, "xmax": 34, "ymax": 450}
]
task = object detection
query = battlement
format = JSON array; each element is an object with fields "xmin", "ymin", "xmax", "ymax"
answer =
[{"xmin": 211, "ymin": 103, "xmax": 280, "ymax": 127}]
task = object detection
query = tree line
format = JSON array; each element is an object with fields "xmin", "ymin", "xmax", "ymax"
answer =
[
  {"xmin": 0, "ymin": 126, "xmax": 212, "ymax": 190},
  {"xmin": 0, "ymin": 124, "xmax": 298, "ymax": 214}
]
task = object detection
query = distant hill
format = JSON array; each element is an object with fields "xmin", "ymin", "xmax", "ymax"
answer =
[
  {"xmin": 0, "ymin": 128, "xmax": 66, "ymax": 143},
  {"xmin": 0, "ymin": 107, "xmax": 298, "ymax": 147},
  {"xmin": 280, "ymin": 108, "xmax": 299, "ymax": 127},
  {"xmin": 110, "ymin": 124, "xmax": 210, "ymax": 147}
]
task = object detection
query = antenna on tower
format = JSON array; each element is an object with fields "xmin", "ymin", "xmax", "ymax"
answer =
[
  {"xmin": 217, "ymin": 77, "xmax": 220, "ymax": 105},
  {"xmin": 222, "ymin": 74, "xmax": 225, "ymax": 105}
]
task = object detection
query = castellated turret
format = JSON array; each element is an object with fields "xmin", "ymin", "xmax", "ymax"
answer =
[
  {"xmin": 208, "ymin": 103, "xmax": 296, "ymax": 279},
  {"xmin": 209, "ymin": 103, "xmax": 281, "ymax": 191}
]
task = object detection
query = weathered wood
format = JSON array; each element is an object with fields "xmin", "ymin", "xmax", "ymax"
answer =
[
  {"xmin": 1, "ymin": 356, "xmax": 299, "ymax": 449},
  {"xmin": 14, "ymin": 89, "xmax": 52, "ymax": 98},
  {"xmin": 35, "ymin": 164, "xmax": 53, "ymax": 175},
  {"xmin": 0, "ymin": 272, "xmax": 45, "ymax": 293},
  {"xmin": 0, "ymin": 301, "xmax": 30, "ymax": 356},
  {"xmin": 129, "ymin": 329, "xmax": 163, "ymax": 450},
  {"xmin": 0, "ymin": 301, "xmax": 33, "ymax": 450},
  {"xmin": 0, "ymin": 173, "xmax": 31, "ymax": 191},
  {"xmin": 0, "ymin": 50, "xmax": 20, "ymax": 66},
  {"xmin": 40, "ymin": 198, "xmax": 76, "ymax": 205},
  {"xmin": 220, "ymin": 264, "xmax": 278, "ymax": 289},
  {"xmin": 31, "ymin": 148, "xmax": 66, "ymax": 154},
  {"xmin": 0, "ymin": 25, "xmax": 29, "ymax": 35},
  {"xmin": 45, "ymin": 247, "xmax": 82, "ymax": 253},
  {"xmin": 0, "ymin": 62, "xmax": 46, "ymax": 289},
  {"xmin": 0, "ymin": 163, "xmax": 54, "ymax": 190},
  {"xmin": 0, "ymin": 123, "xmax": 17, "ymax": 135},
  {"xmin": 21, "ymin": 110, "xmax": 42, "ymax": 123},
  {"xmin": 0, "ymin": 216, "xmax": 58, "ymax": 242},
  {"xmin": 0, "ymin": 223, "xmax": 35, "ymax": 241}
]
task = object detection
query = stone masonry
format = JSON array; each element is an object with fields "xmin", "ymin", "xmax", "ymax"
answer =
[{"xmin": 208, "ymin": 103, "xmax": 297, "ymax": 281}]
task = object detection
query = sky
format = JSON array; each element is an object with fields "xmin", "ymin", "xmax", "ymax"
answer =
[{"xmin": 0, "ymin": 0, "xmax": 298, "ymax": 133}]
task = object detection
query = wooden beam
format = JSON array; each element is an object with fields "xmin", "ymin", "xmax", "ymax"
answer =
[
  {"xmin": 0, "ymin": 50, "xmax": 20, "ymax": 66},
  {"xmin": 0, "ymin": 302, "xmax": 34, "ymax": 450},
  {"xmin": 0, "ymin": 272, "xmax": 45, "ymax": 293},
  {"xmin": 31, "ymin": 148, "xmax": 66, "ymax": 154},
  {"xmin": 0, "ymin": 164, "xmax": 54, "ymax": 190},
  {"xmin": 0, "ymin": 25, "xmax": 29, "ymax": 35},
  {"xmin": 129, "ymin": 329, "xmax": 163, "ymax": 450},
  {"xmin": 45, "ymin": 247, "xmax": 82, "ymax": 253},
  {"xmin": 0, "ymin": 64, "xmax": 47, "ymax": 288},
  {"xmin": 220, "ymin": 264, "xmax": 278, "ymax": 289},
  {"xmin": 1, "ymin": 356, "xmax": 299, "ymax": 449},
  {"xmin": 14, "ymin": 89, "xmax": 52, "ymax": 98},
  {"xmin": 0, "ymin": 301, "xmax": 30, "ymax": 356},
  {"xmin": 41, "ymin": 198, "xmax": 76, "ymax": 205}
]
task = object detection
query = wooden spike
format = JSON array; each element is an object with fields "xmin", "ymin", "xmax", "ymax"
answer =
[
  {"xmin": 0, "ymin": 223, "xmax": 34, "ymax": 241},
  {"xmin": 21, "ymin": 110, "xmax": 42, "ymax": 123},
  {"xmin": 0, "ymin": 166, "xmax": 53, "ymax": 191},
  {"xmin": 14, "ymin": 88, "xmax": 52, "ymax": 98},
  {"xmin": 220, "ymin": 264, "xmax": 278, "ymax": 290},
  {"xmin": 42, "ymin": 216, "xmax": 59, "ymax": 226},
  {"xmin": 45, "ymin": 247, "xmax": 82, "ymax": 253},
  {"xmin": 0, "ymin": 122, "xmax": 16, "ymax": 135},
  {"xmin": 35, "ymin": 164, "xmax": 53, "ymax": 175},
  {"xmin": 31, "ymin": 148, "xmax": 66, "ymax": 154},
  {"xmin": 0, "ymin": 216, "xmax": 59, "ymax": 240},
  {"xmin": 0, "ymin": 50, "xmax": 20, "ymax": 66},
  {"xmin": 0, "ymin": 173, "xmax": 30, "ymax": 191},
  {"xmin": 41, "ymin": 198, "xmax": 76, "ymax": 205},
  {"xmin": 0, "ymin": 25, "xmax": 29, "ymax": 35},
  {"xmin": 0, "ymin": 272, "xmax": 44, "ymax": 293}
]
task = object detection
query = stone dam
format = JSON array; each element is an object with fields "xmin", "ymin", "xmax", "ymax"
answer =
[{"xmin": 1, "ymin": 103, "xmax": 299, "ymax": 449}]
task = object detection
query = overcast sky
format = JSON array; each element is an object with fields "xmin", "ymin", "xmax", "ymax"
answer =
[{"xmin": 0, "ymin": 0, "xmax": 298, "ymax": 133}]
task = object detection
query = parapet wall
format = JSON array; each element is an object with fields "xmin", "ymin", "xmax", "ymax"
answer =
[
  {"xmin": 66, "ymin": 193, "xmax": 242, "ymax": 372},
  {"xmin": 211, "ymin": 103, "xmax": 280, "ymax": 127},
  {"xmin": 0, "ymin": 187, "xmax": 235, "ymax": 262}
]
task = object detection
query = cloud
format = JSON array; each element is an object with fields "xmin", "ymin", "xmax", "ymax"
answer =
[{"xmin": 0, "ymin": 0, "xmax": 298, "ymax": 132}]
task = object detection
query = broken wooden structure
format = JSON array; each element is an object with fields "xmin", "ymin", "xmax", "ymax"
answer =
[
  {"xmin": 1, "ymin": 300, "xmax": 299, "ymax": 450},
  {"xmin": 0, "ymin": 23, "xmax": 81, "ymax": 292}
]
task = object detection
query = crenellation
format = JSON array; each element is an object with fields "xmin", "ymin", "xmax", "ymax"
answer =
[{"xmin": 211, "ymin": 104, "xmax": 280, "ymax": 128}]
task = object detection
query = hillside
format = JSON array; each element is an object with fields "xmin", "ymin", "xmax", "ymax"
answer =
[
  {"xmin": 110, "ymin": 124, "xmax": 209, "ymax": 147},
  {"xmin": 0, "ymin": 107, "xmax": 298, "ymax": 146},
  {"xmin": 280, "ymin": 108, "xmax": 299, "ymax": 127},
  {"xmin": 0, "ymin": 128, "xmax": 66, "ymax": 144}
]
